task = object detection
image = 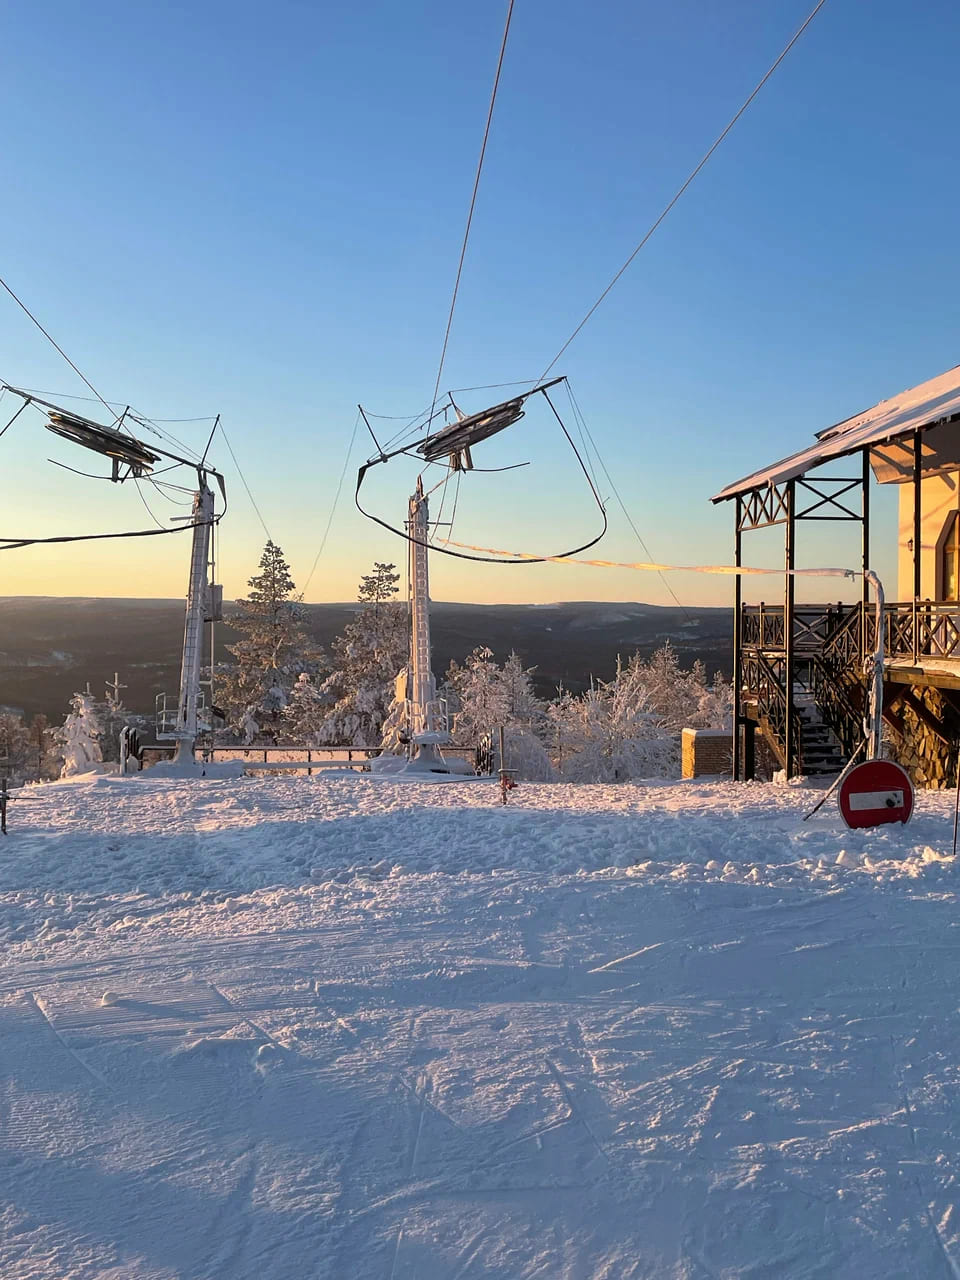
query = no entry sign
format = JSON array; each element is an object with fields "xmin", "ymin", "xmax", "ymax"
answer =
[{"xmin": 838, "ymin": 759, "xmax": 914, "ymax": 829}]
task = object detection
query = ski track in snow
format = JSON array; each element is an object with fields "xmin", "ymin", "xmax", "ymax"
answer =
[{"xmin": 0, "ymin": 772, "xmax": 959, "ymax": 1276}]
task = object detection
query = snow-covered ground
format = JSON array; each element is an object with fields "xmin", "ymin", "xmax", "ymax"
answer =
[{"xmin": 1, "ymin": 773, "xmax": 958, "ymax": 1278}]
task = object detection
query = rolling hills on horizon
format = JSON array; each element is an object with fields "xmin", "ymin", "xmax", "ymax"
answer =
[{"xmin": 0, "ymin": 596, "xmax": 732, "ymax": 721}]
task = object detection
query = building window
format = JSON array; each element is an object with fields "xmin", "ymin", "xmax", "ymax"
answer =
[{"xmin": 943, "ymin": 512, "xmax": 960, "ymax": 600}]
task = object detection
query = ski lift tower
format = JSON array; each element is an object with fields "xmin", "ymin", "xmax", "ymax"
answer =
[
  {"xmin": 405, "ymin": 477, "xmax": 449, "ymax": 766},
  {"xmin": 3, "ymin": 389, "xmax": 226, "ymax": 767},
  {"xmin": 156, "ymin": 475, "xmax": 223, "ymax": 762}
]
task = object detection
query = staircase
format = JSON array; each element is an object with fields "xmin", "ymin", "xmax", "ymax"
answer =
[
  {"xmin": 741, "ymin": 607, "xmax": 864, "ymax": 779},
  {"xmin": 793, "ymin": 685, "xmax": 845, "ymax": 776}
]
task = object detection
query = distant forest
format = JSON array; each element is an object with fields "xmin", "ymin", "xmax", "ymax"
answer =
[{"xmin": 0, "ymin": 597, "xmax": 732, "ymax": 722}]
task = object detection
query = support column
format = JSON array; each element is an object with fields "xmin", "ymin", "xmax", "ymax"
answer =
[
  {"xmin": 913, "ymin": 429, "xmax": 922, "ymax": 664},
  {"xmin": 406, "ymin": 478, "xmax": 446, "ymax": 767},
  {"xmin": 913, "ymin": 429, "xmax": 923, "ymax": 601},
  {"xmin": 732, "ymin": 498, "xmax": 742, "ymax": 782},
  {"xmin": 784, "ymin": 480, "xmax": 796, "ymax": 779},
  {"xmin": 173, "ymin": 481, "xmax": 214, "ymax": 763},
  {"xmin": 861, "ymin": 447, "xmax": 871, "ymax": 660}
]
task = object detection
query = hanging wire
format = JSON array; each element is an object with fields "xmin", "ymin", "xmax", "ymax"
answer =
[
  {"xmin": 538, "ymin": 0, "xmax": 829, "ymax": 381},
  {"xmin": 0, "ymin": 273, "xmax": 121, "ymax": 423},
  {"xmin": 301, "ymin": 410, "xmax": 363, "ymax": 596},
  {"xmin": 427, "ymin": 0, "xmax": 516, "ymax": 426},
  {"xmin": 216, "ymin": 420, "xmax": 273, "ymax": 542},
  {"xmin": 354, "ymin": 380, "xmax": 608, "ymax": 563},
  {"xmin": 565, "ymin": 382, "xmax": 694, "ymax": 621},
  {"xmin": 0, "ymin": 519, "xmax": 216, "ymax": 551},
  {"xmin": 448, "ymin": 378, "xmax": 539, "ymax": 394},
  {"xmin": 134, "ymin": 477, "xmax": 169, "ymax": 529}
]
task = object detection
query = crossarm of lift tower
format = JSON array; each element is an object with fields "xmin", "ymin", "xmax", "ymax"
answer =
[
  {"xmin": 2, "ymin": 385, "xmax": 226, "ymax": 497},
  {"xmin": 355, "ymin": 376, "xmax": 609, "ymax": 564}
]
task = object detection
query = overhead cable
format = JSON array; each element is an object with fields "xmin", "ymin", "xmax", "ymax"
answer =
[
  {"xmin": 0, "ymin": 519, "xmax": 215, "ymax": 552},
  {"xmin": 566, "ymin": 382, "xmax": 693, "ymax": 621},
  {"xmin": 0, "ymin": 273, "xmax": 119, "ymax": 422},
  {"xmin": 427, "ymin": 0, "xmax": 516, "ymax": 423},
  {"xmin": 302, "ymin": 409, "xmax": 363, "ymax": 596},
  {"xmin": 539, "ymin": 0, "xmax": 829, "ymax": 381},
  {"xmin": 216, "ymin": 421, "xmax": 273, "ymax": 541}
]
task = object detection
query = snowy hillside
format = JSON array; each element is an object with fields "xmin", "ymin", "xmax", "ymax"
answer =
[{"xmin": 1, "ymin": 773, "xmax": 958, "ymax": 1278}]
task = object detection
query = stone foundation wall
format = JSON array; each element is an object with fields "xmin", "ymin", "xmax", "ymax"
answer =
[
  {"xmin": 886, "ymin": 684, "xmax": 960, "ymax": 790},
  {"xmin": 682, "ymin": 728, "xmax": 732, "ymax": 779}
]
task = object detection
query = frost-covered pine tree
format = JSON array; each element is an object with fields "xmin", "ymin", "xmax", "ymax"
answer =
[
  {"xmin": 549, "ymin": 668, "xmax": 674, "ymax": 783},
  {"xmin": 282, "ymin": 673, "xmax": 329, "ymax": 745},
  {"xmin": 318, "ymin": 563, "xmax": 408, "ymax": 747},
  {"xmin": 445, "ymin": 647, "xmax": 555, "ymax": 780},
  {"xmin": 445, "ymin": 647, "xmax": 511, "ymax": 741},
  {"xmin": 218, "ymin": 541, "xmax": 322, "ymax": 741},
  {"xmin": 58, "ymin": 692, "xmax": 105, "ymax": 777},
  {"xmin": 548, "ymin": 642, "xmax": 731, "ymax": 782}
]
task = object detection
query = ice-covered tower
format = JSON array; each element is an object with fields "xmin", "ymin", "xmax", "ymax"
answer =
[
  {"xmin": 172, "ymin": 480, "xmax": 216, "ymax": 762},
  {"xmin": 406, "ymin": 477, "xmax": 446, "ymax": 763}
]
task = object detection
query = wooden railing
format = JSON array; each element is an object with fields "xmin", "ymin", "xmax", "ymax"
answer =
[
  {"xmin": 741, "ymin": 648, "xmax": 802, "ymax": 770},
  {"xmin": 743, "ymin": 600, "xmax": 960, "ymax": 664},
  {"xmin": 741, "ymin": 599, "xmax": 960, "ymax": 772}
]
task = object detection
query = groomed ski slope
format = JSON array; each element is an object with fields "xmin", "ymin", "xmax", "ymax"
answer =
[{"xmin": 1, "ymin": 772, "xmax": 959, "ymax": 1279}]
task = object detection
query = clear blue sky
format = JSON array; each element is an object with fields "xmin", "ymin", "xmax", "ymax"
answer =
[{"xmin": 0, "ymin": 0, "xmax": 956, "ymax": 606}]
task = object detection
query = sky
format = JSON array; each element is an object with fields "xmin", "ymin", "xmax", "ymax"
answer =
[{"xmin": 0, "ymin": 0, "xmax": 957, "ymax": 607}]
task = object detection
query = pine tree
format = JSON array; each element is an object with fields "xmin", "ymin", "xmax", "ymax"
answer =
[
  {"xmin": 546, "ymin": 642, "xmax": 730, "ymax": 782},
  {"xmin": 445, "ymin": 647, "xmax": 510, "ymax": 741},
  {"xmin": 443, "ymin": 648, "xmax": 554, "ymax": 780},
  {"xmin": 218, "ymin": 540, "xmax": 322, "ymax": 740},
  {"xmin": 318, "ymin": 563, "xmax": 408, "ymax": 746},
  {"xmin": 357, "ymin": 563, "xmax": 401, "ymax": 612},
  {"xmin": 58, "ymin": 692, "xmax": 105, "ymax": 777},
  {"xmin": 282, "ymin": 673, "xmax": 329, "ymax": 745}
]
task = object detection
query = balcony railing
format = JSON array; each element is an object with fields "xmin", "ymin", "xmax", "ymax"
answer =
[{"xmin": 742, "ymin": 600, "xmax": 960, "ymax": 665}]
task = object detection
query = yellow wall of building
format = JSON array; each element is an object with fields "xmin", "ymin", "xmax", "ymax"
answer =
[{"xmin": 897, "ymin": 471, "xmax": 960, "ymax": 600}]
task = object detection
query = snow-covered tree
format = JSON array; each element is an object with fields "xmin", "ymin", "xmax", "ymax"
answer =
[
  {"xmin": 445, "ymin": 647, "xmax": 511, "ymax": 741},
  {"xmin": 549, "ymin": 673, "xmax": 675, "ymax": 782},
  {"xmin": 0, "ymin": 713, "xmax": 33, "ymax": 784},
  {"xmin": 548, "ymin": 642, "xmax": 731, "ymax": 782},
  {"xmin": 282, "ymin": 673, "xmax": 329, "ymax": 745},
  {"xmin": 58, "ymin": 692, "xmax": 105, "ymax": 777},
  {"xmin": 94, "ymin": 684, "xmax": 133, "ymax": 765},
  {"xmin": 218, "ymin": 541, "xmax": 322, "ymax": 740},
  {"xmin": 318, "ymin": 564, "xmax": 408, "ymax": 746},
  {"xmin": 444, "ymin": 648, "xmax": 555, "ymax": 780}
]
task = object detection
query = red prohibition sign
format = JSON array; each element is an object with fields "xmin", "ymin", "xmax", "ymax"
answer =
[{"xmin": 838, "ymin": 759, "xmax": 914, "ymax": 830}]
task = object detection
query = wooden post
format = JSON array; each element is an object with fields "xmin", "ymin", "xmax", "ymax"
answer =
[
  {"xmin": 733, "ymin": 497, "xmax": 742, "ymax": 782},
  {"xmin": 914, "ymin": 429, "xmax": 922, "ymax": 663},
  {"xmin": 785, "ymin": 481, "xmax": 797, "ymax": 779}
]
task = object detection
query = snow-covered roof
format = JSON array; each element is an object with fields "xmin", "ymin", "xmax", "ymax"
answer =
[{"xmin": 713, "ymin": 363, "xmax": 960, "ymax": 502}]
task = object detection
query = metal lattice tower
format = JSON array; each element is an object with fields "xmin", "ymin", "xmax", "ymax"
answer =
[
  {"xmin": 173, "ymin": 482, "xmax": 215, "ymax": 762},
  {"xmin": 408, "ymin": 478, "xmax": 436, "ymax": 739}
]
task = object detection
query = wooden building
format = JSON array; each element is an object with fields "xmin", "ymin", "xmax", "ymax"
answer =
[{"xmin": 714, "ymin": 364, "xmax": 960, "ymax": 787}]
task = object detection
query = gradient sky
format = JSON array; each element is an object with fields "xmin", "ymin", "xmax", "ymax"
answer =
[{"xmin": 0, "ymin": 0, "xmax": 956, "ymax": 607}]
